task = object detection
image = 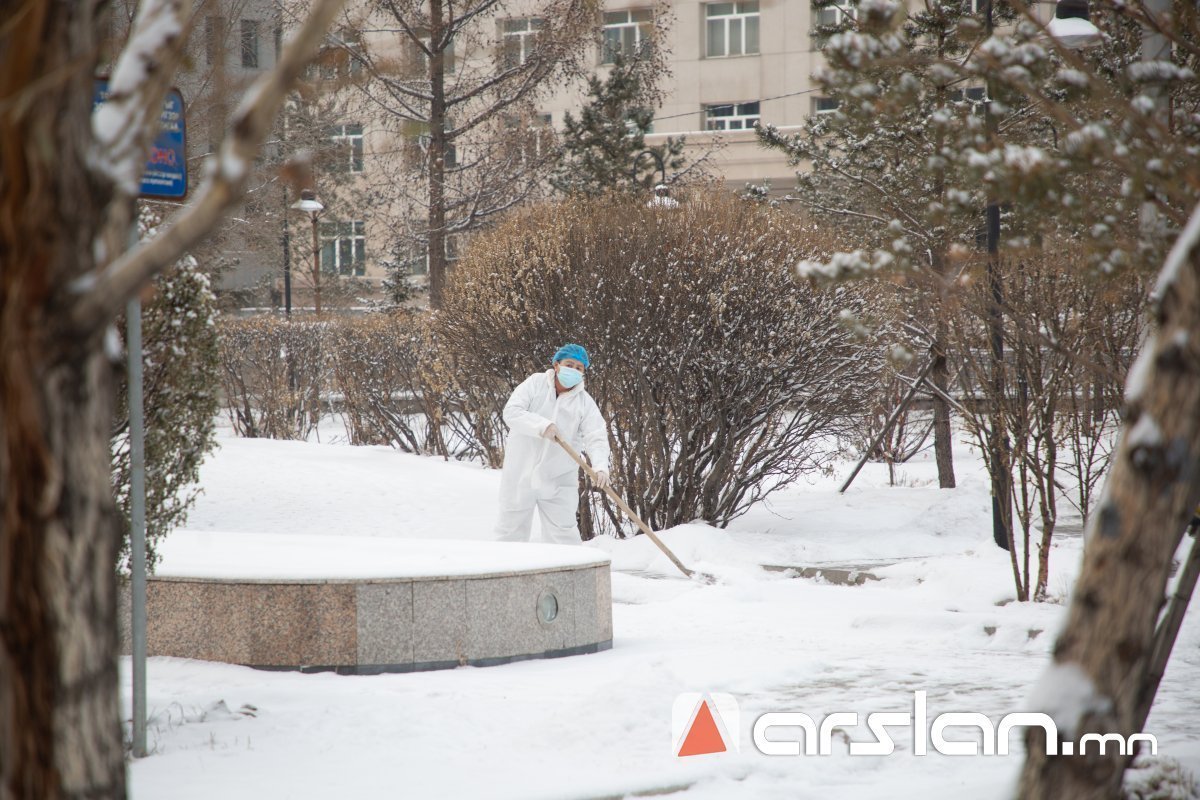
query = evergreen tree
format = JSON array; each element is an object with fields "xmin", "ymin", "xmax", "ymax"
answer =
[
  {"xmin": 757, "ymin": 0, "xmax": 1010, "ymax": 490},
  {"xmin": 551, "ymin": 54, "xmax": 686, "ymax": 194},
  {"xmin": 376, "ymin": 257, "xmax": 418, "ymax": 310}
]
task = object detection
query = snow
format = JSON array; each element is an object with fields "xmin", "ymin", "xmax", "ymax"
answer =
[
  {"xmin": 1153, "ymin": 202, "xmax": 1200, "ymax": 305},
  {"xmin": 1125, "ymin": 342, "xmax": 1155, "ymax": 403},
  {"xmin": 126, "ymin": 428, "xmax": 1200, "ymax": 799},
  {"xmin": 1025, "ymin": 661, "xmax": 1110, "ymax": 739},
  {"xmin": 153, "ymin": 531, "xmax": 608, "ymax": 580},
  {"xmin": 1126, "ymin": 413, "xmax": 1164, "ymax": 450},
  {"xmin": 1129, "ymin": 61, "xmax": 1196, "ymax": 84}
]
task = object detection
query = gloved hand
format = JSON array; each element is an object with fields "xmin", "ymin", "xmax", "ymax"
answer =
[
  {"xmin": 541, "ymin": 423, "xmax": 560, "ymax": 440},
  {"xmin": 593, "ymin": 470, "xmax": 610, "ymax": 490}
]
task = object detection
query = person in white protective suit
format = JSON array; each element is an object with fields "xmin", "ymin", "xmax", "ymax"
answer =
[{"xmin": 494, "ymin": 343, "xmax": 611, "ymax": 544}]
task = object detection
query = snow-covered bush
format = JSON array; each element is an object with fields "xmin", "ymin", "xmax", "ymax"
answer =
[
  {"xmin": 217, "ymin": 316, "xmax": 329, "ymax": 440},
  {"xmin": 435, "ymin": 193, "xmax": 884, "ymax": 536},
  {"xmin": 325, "ymin": 314, "xmax": 507, "ymax": 465},
  {"xmin": 949, "ymin": 248, "xmax": 1148, "ymax": 601},
  {"xmin": 112, "ymin": 210, "xmax": 220, "ymax": 571},
  {"xmin": 1125, "ymin": 755, "xmax": 1200, "ymax": 800},
  {"xmin": 327, "ymin": 313, "xmax": 432, "ymax": 451}
]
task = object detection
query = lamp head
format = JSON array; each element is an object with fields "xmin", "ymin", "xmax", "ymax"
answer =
[
  {"xmin": 1047, "ymin": 0, "xmax": 1101, "ymax": 49},
  {"xmin": 291, "ymin": 189, "xmax": 325, "ymax": 215}
]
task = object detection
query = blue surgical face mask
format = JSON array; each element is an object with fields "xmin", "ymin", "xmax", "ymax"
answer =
[{"xmin": 557, "ymin": 365, "xmax": 584, "ymax": 388}]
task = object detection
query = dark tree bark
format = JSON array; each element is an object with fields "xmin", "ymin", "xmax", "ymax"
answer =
[
  {"xmin": 0, "ymin": 3, "xmax": 127, "ymax": 797},
  {"xmin": 0, "ymin": 0, "xmax": 342, "ymax": 794},
  {"xmin": 1018, "ymin": 208, "xmax": 1200, "ymax": 798},
  {"xmin": 427, "ymin": 0, "xmax": 448, "ymax": 308},
  {"xmin": 930, "ymin": 330, "xmax": 957, "ymax": 489}
]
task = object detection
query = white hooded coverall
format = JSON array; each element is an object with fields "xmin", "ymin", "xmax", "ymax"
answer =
[{"xmin": 494, "ymin": 369, "xmax": 611, "ymax": 544}]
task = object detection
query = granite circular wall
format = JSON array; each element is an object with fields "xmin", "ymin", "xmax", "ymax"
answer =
[{"xmin": 125, "ymin": 535, "xmax": 613, "ymax": 674}]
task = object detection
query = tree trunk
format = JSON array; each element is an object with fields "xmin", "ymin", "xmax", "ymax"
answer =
[
  {"xmin": 1017, "ymin": 209, "xmax": 1200, "ymax": 799},
  {"xmin": 930, "ymin": 275, "xmax": 957, "ymax": 489},
  {"xmin": 427, "ymin": 0, "xmax": 448, "ymax": 309},
  {"xmin": 930, "ymin": 341, "xmax": 957, "ymax": 488},
  {"xmin": 1, "ymin": 3, "xmax": 128, "ymax": 797},
  {"xmin": 929, "ymin": 77, "xmax": 956, "ymax": 492}
]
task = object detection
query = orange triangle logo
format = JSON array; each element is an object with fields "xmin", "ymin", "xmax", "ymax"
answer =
[{"xmin": 676, "ymin": 699, "xmax": 727, "ymax": 757}]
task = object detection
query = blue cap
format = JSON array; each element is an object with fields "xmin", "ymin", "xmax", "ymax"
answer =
[{"xmin": 552, "ymin": 343, "xmax": 590, "ymax": 368}]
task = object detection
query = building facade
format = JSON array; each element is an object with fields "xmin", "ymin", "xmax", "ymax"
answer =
[{"xmin": 160, "ymin": 0, "xmax": 1059, "ymax": 304}]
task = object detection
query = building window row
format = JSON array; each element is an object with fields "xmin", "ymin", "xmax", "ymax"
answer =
[
  {"xmin": 602, "ymin": 9, "xmax": 654, "ymax": 64},
  {"xmin": 704, "ymin": 101, "xmax": 760, "ymax": 130},
  {"xmin": 501, "ymin": 17, "xmax": 545, "ymax": 67},
  {"xmin": 706, "ymin": 1, "xmax": 759, "ymax": 58}
]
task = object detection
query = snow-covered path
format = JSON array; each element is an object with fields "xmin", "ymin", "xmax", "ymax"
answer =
[{"xmin": 126, "ymin": 433, "xmax": 1200, "ymax": 799}]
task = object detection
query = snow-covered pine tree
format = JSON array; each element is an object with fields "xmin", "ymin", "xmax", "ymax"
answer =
[
  {"xmin": 375, "ymin": 256, "xmax": 418, "ymax": 310},
  {"xmin": 758, "ymin": 0, "xmax": 1012, "ymax": 490}
]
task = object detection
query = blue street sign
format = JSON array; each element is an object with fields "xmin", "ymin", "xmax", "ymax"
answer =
[{"xmin": 93, "ymin": 79, "xmax": 189, "ymax": 200}]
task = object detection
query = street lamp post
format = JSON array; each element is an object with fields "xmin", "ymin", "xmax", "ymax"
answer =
[
  {"xmin": 983, "ymin": 0, "xmax": 1011, "ymax": 551},
  {"xmin": 291, "ymin": 189, "xmax": 325, "ymax": 314},
  {"xmin": 631, "ymin": 149, "xmax": 666, "ymax": 189},
  {"xmin": 282, "ymin": 185, "xmax": 292, "ymax": 317}
]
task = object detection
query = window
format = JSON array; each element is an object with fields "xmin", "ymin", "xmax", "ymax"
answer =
[
  {"xmin": 705, "ymin": 2, "xmax": 759, "ymax": 58},
  {"xmin": 327, "ymin": 124, "xmax": 364, "ymax": 173},
  {"xmin": 950, "ymin": 86, "xmax": 987, "ymax": 103},
  {"xmin": 205, "ymin": 16, "xmax": 226, "ymax": 66},
  {"xmin": 949, "ymin": 86, "xmax": 987, "ymax": 115},
  {"xmin": 602, "ymin": 9, "xmax": 653, "ymax": 64},
  {"xmin": 319, "ymin": 221, "xmax": 366, "ymax": 276},
  {"xmin": 501, "ymin": 18, "xmax": 545, "ymax": 68},
  {"xmin": 343, "ymin": 29, "xmax": 365, "ymax": 76},
  {"xmin": 241, "ymin": 20, "xmax": 260, "ymax": 68},
  {"xmin": 408, "ymin": 117, "xmax": 453, "ymax": 169},
  {"xmin": 403, "ymin": 238, "xmax": 460, "ymax": 275},
  {"xmin": 445, "ymin": 233, "xmax": 462, "ymax": 263},
  {"xmin": 812, "ymin": 96, "xmax": 840, "ymax": 114},
  {"xmin": 814, "ymin": 3, "xmax": 856, "ymax": 28},
  {"xmin": 705, "ymin": 101, "xmax": 760, "ymax": 130}
]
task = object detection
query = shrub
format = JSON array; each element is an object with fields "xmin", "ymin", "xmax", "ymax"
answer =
[
  {"xmin": 112, "ymin": 247, "xmax": 220, "ymax": 571},
  {"xmin": 217, "ymin": 316, "xmax": 328, "ymax": 440},
  {"xmin": 435, "ymin": 192, "xmax": 883, "ymax": 536}
]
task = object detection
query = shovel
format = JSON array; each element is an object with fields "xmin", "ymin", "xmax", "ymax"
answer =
[{"xmin": 552, "ymin": 434, "xmax": 710, "ymax": 582}]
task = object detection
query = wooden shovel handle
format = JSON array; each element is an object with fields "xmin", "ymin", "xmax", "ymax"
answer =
[{"xmin": 552, "ymin": 434, "xmax": 694, "ymax": 578}]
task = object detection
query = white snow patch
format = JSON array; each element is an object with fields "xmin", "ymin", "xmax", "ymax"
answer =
[
  {"xmin": 1127, "ymin": 414, "xmax": 1163, "ymax": 449},
  {"xmin": 121, "ymin": 432, "xmax": 1200, "ymax": 800},
  {"xmin": 1124, "ymin": 339, "xmax": 1155, "ymax": 403},
  {"xmin": 153, "ymin": 531, "xmax": 608, "ymax": 580},
  {"xmin": 1026, "ymin": 661, "xmax": 1111, "ymax": 739},
  {"xmin": 1153, "ymin": 203, "xmax": 1200, "ymax": 304}
]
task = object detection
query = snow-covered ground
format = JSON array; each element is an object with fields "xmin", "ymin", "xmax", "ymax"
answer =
[{"xmin": 127, "ymin": 428, "xmax": 1200, "ymax": 799}]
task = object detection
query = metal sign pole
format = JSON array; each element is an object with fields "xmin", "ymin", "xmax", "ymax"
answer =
[
  {"xmin": 128, "ymin": 281, "xmax": 148, "ymax": 758},
  {"xmin": 94, "ymin": 78, "xmax": 186, "ymax": 760}
]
